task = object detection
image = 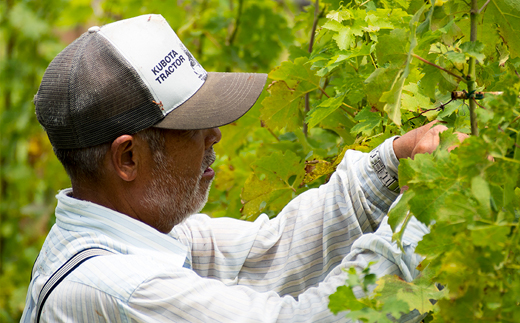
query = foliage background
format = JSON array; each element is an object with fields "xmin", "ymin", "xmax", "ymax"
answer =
[{"xmin": 1, "ymin": 0, "xmax": 520, "ymax": 322}]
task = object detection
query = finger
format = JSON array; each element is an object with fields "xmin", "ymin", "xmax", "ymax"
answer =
[
  {"xmin": 447, "ymin": 132, "xmax": 469, "ymax": 152},
  {"xmin": 410, "ymin": 125, "xmax": 448, "ymax": 159},
  {"xmin": 393, "ymin": 121, "xmax": 442, "ymax": 159}
]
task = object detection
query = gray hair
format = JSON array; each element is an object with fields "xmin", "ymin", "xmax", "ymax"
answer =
[{"xmin": 53, "ymin": 128, "xmax": 166, "ymax": 183}]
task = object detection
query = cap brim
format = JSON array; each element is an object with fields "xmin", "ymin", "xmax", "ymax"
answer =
[{"xmin": 154, "ymin": 72, "xmax": 267, "ymax": 130}]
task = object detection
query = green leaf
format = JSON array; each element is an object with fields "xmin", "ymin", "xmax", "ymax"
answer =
[
  {"xmin": 381, "ymin": 5, "xmax": 427, "ymax": 125},
  {"xmin": 328, "ymin": 285, "xmax": 365, "ymax": 314},
  {"xmin": 268, "ymin": 57, "xmax": 321, "ymax": 89},
  {"xmin": 334, "ymin": 26, "xmax": 355, "ymax": 50},
  {"xmin": 306, "ymin": 92, "xmax": 347, "ymax": 129},
  {"xmin": 375, "ymin": 28, "xmax": 408, "ymax": 65},
  {"xmin": 365, "ymin": 66, "xmax": 402, "ymax": 111},
  {"xmin": 470, "ymin": 176, "xmax": 491, "ymax": 214},
  {"xmin": 487, "ymin": 0, "xmax": 520, "ymax": 58},
  {"xmin": 260, "ymin": 81, "xmax": 304, "ymax": 131},
  {"xmin": 346, "ymin": 307, "xmax": 395, "ymax": 323},
  {"xmin": 252, "ymin": 150, "xmax": 305, "ymax": 185},
  {"xmin": 401, "ymin": 83, "xmax": 436, "ymax": 113},
  {"xmin": 459, "ymin": 41, "xmax": 486, "ymax": 62},
  {"xmin": 415, "ymin": 223, "xmax": 462, "ymax": 258},
  {"xmin": 376, "ymin": 275, "xmax": 446, "ymax": 314},
  {"xmin": 469, "ymin": 225, "xmax": 510, "ymax": 251},
  {"xmin": 350, "ymin": 107, "xmax": 383, "ymax": 136},
  {"xmin": 261, "ymin": 57, "xmax": 322, "ymax": 131},
  {"xmin": 241, "ymin": 150, "xmax": 305, "ymax": 219},
  {"xmin": 388, "ymin": 190, "xmax": 415, "ymax": 232}
]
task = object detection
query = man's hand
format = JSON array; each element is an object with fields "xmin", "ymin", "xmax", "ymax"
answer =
[{"xmin": 393, "ymin": 122, "xmax": 469, "ymax": 160}]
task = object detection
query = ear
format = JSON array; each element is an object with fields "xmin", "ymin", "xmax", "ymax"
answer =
[{"xmin": 110, "ymin": 135, "xmax": 139, "ymax": 181}]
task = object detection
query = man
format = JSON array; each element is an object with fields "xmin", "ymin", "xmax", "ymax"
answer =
[{"xmin": 22, "ymin": 14, "xmax": 447, "ymax": 322}]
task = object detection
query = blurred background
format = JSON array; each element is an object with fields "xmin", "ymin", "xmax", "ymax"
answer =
[{"xmin": 0, "ymin": 0, "xmax": 330, "ymax": 320}]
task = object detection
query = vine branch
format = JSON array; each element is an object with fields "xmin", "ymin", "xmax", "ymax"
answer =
[
  {"xmin": 478, "ymin": 0, "xmax": 491, "ymax": 14},
  {"xmin": 412, "ymin": 54, "xmax": 466, "ymax": 82},
  {"xmin": 317, "ymin": 87, "xmax": 357, "ymax": 117},
  {"xmin": 260, "ymin": 121, "xmax": 280, "ymax": 142},
  {"xmin": 228, "ymin": 0, "xmax": 244, "ymax": 47},
  {"xmin": 304, "ymin": 0, "xmax": 320, "ymax": 137},
  {"xmin": 468, "ymin": 0, "xmax": 479, "ymax": 136}
]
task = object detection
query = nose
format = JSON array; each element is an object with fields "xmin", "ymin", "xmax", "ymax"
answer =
[{"xmin": 205, "ymin": 127, "xmax": 221, "ymax": 149}]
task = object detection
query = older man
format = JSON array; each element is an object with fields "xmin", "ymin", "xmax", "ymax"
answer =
[{"xmin": 22, "ymin": 14, "xmax": 443, "ymax": 323}]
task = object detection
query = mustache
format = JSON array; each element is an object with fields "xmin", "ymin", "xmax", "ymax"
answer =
[{"xmin": 201, "ymin": 148, "xmax": 216, "ymax": 173}]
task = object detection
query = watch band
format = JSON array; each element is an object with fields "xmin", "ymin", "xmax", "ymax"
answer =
[{"xmin": 369, "ymin": 147, "xmax": 400, "ymax": 193}]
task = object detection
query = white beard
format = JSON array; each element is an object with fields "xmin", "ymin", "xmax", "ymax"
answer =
[{"xmin": 142, "ymin": 149, "xmax": 215, "ymax": 232}]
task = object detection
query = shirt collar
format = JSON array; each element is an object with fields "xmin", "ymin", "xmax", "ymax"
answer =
[{"xmin": 55, "ymin": 188, "xmax": 188, "ymax": 266}]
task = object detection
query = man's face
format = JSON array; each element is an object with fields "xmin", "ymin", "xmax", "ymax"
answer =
[{"xmin": 141, "ymin": 128, "xmax": 221, "ymax": 232}]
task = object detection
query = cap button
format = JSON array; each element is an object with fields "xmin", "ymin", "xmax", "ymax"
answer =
[{"xmin": 88, "ymin": 26, "xmax": 100, "ymax": 33}]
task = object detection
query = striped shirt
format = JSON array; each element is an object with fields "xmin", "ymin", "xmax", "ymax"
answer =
[{"xmin": 21, "ymin": 137, "xmax": 428, "ymax": 322}]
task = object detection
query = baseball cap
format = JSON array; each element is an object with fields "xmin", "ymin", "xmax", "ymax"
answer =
[{"xmin": 34, "ymin": 14, "xmax": 267, "ymax": 149}]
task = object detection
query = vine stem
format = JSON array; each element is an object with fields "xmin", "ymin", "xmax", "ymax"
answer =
[
  {"xmin": 317, "ymin": 87, "xmax": 357, "ymax": 114},
  {"xmin": 228, "ymin": 0, "xmax": 244, "ymax": 47},
  {"xmin": 468, "ymin": 0, "xmax": 479, "ymax": 136},
  {"xmin": 412, "ymin": 54, "xmax": 466, "ymax": 82},
  {"xmin": 303, "ymin": 0, "xmax": 320, "ymax": 137},
  {"xmin": 478, "ymin": 0, "xmax": 491, "ymax": 14},
  {"xmin": 260, "ymin": 121, "xmax": 281, "ymax": 142}
]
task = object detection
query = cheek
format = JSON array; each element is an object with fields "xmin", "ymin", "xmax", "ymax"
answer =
[{"xmin": 167, "ymin": 148, "xmax": 205, "ymax": 177}]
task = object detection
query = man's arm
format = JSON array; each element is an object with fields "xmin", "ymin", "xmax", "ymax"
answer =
[
  {"xmin": 172, "ymin": 122, "xmax": 447, "ymax": 296},
  {"xmin": 38, "ymin": 198, "xmax": 429, "ymax": 323},
  {"xmin": 173, "ymin": 136, "xmax": 400, "ymax": 295}
]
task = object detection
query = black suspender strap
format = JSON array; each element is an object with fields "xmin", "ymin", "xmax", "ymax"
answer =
[{"xmin": 35, "ymin": 247, "xmax": 114, "ymax": 323}]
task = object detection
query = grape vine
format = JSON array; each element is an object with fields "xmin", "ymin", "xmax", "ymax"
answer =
[
  {"xmin": 246, "ymin": 0, "xmax": 520, "ymax": 321},
  {"xmin": 252, "ymin": 0, "xmax": 520, "ymax": 321},
  {"xmin": 1, "ymin": 0, "xmax": 519, "ymax": 321}
]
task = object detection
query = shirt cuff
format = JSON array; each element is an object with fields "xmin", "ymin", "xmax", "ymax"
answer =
[{"xmin": 369, "ymin": 136, "xmax": 401, "ymax": 193}]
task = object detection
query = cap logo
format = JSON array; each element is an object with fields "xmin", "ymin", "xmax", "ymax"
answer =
[
  {"xmin": 151, "ymin": 50, "xmax": 186, "ymax": 84},
  {"xmin": 180, "ymin": 43, "xmax": 207, "ymax": 81}
]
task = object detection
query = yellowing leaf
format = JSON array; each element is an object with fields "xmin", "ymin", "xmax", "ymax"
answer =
[
  {"xmin": 241, "ymin": 150, "xmax": 305, "ymax": 219},
  {"xmin": 261, "ymin": 81, "xmax": 304, "ymax": 131},
  {"xmin": 261, "ymin": 57, "xmax": 321, "ymax": 131},
  {"xmin": 487, "ymin": 0, "xmax": 520, "ymax": 58},
  {"xmin": 376, "ymin": 275, "xmax": 446, "ymax": 314}
]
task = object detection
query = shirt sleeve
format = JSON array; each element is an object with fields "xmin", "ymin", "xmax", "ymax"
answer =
[
  {"xmin": 36, "ymin": 179, "xmax": 431, "ymax": 323},
  {"xmin": 40, "ymin": 218, "xmax": 428, "ymax": 323},
  {"xmin": 172, "ymin": 137, "xmax": 402, "ymax": 297}
]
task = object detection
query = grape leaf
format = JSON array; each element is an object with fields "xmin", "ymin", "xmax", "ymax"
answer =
[
  {"xmin": 306, "ymin": 92, "xmax": 347, "ymax": 129},
  {"xmin": 350, "ymin": 107, "xmax": 383, "ymax": 136},
  {"xmin": 381, "ymin": 5, "xmax": 427, "ymax": 126},
  {"xmin": 487, "ymin": 0, "xmax": 520, "ymax": 58},
  {"xmin": 459, "ymin": 41, "xmax": 486, "ymax": 62},
  {"xmin": 329, "ymin": 285, "xmax": 365, "ymax": 315},
  {"xmin": 241, "ymin": 150, "xmax": 305, "ymax": 218},
  {"xmin": 268, "ymin": 57, "xmax": 321, "ymax": 88},
  {"xmin": 376, "ymin": 275, "xmax": 446, "ymax": 314},
  {"xmin": 260, "ymin": 81, "xmax": 304, "ymax": 132},
  {"xmin": 261, "ymin": 57, "xmax": 321, "ymax": 131}
]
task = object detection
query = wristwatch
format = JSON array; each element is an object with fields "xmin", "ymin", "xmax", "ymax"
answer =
[{"xmin": 369, "ymin": 147, "xmax": 400, "ymax": 193}]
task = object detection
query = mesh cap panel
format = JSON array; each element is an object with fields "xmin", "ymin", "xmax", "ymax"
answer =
[{"xmin": 35, "ymin": 32, "xmax": 163, "ymax": 149}]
